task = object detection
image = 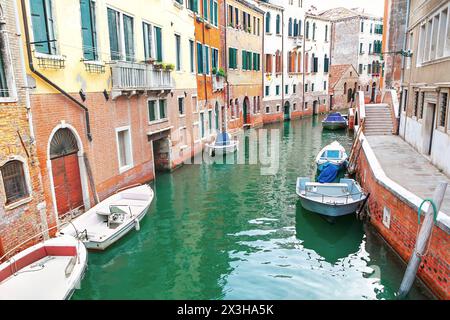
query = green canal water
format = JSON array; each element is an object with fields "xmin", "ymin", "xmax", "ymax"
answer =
[{"xmin": 73, "ymin": 115, "xmax": 432, "ymax": 300}]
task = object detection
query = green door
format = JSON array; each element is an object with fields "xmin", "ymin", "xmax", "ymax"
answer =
[{"xmin": 284, "ymin": 102, "xmax": 290, "ymax": 121}]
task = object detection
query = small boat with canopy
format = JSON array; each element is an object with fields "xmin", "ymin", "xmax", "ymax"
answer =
[
  {"xmin": 322, "ymin": 112, "xmax": 348, "ymax": 130},
  {"xmin": 296, "ymin": 177, "xmax": 367, "ymax": 217},
  {"xmin": 58, "ymin": 185, "xmax": 154, "ymax": 250},
  {"xmin": 0, "ymin": 235, "xmax": 87, "ymax": 300},
  {"xmin": 206, "ymin": 132, "xmax": 239, "ymax": 156}
]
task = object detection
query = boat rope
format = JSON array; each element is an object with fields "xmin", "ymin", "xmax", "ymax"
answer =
[{"xmin": 415, "ymin": 199, "xmax": 438, "ymax": 258}]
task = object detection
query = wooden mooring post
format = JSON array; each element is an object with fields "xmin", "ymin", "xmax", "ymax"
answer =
[{"xmin": 398, "ymin": 182, "xmax": 447, "ymax": 299}]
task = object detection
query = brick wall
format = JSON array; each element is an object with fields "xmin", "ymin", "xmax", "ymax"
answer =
[{"xmin": 357, "ymin": 147, "xmax": 449, "ymax": 299}]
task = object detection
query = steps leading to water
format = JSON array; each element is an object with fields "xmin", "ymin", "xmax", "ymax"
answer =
[{"xmin": 364, "ymin": 104, "xmax": 394, "ymax": 136}]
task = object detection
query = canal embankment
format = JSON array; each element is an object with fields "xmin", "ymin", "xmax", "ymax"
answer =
[{"xmin": 353, "ymin": 91, "xmax": 450, "ymax": 300}]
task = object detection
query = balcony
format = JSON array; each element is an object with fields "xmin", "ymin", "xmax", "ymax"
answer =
[
  {"xmin": 294, "ymin": 37, "xmax": 303, "ymax": 47},
  {"xmin": 111, "ymin": 61, "xmax": 174, "ymax": 99},
  {"xmin": 212, "ymin": 75, "xmax": 225, "ymax": 92}
]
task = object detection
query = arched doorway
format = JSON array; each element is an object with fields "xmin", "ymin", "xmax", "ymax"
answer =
[
  {"xmin": 243, "ymin": 97, "xmax": 250, "ymax": 125},
  {"xmin": 347, "ymin": 88, "xmax": 353, "ymax": 103},
  {"xmin": 283, "ymin": 101, "xmax": 290, "ymax": 121},
  {"xmin": 49, "ymin": 128, "xmax": 84, "ymax": 218}
]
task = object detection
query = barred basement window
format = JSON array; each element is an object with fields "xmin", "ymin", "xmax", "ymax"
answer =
[
  {"xmin": 414, "ymin": 91, "xmax": 419, "ymax": 117},
  {"xmin": 1, "ymin": 161, "xmax": 29, "ymax": 204},
  {"xmin": 419, "ymin": 92, "xmax": 425, "ymax": 119},
  {"xmin": 439, "ymin": 92, "xmax": 448, "ymax": 128}
]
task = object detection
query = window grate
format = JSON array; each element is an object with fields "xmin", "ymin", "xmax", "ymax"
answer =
[
  {"xmin": 1, "ymin": 161, "xmax": 29, "ymax": 204},
  {"xmin": 36, "ymin": 54, "xmax": 66, "ymax": 69}
]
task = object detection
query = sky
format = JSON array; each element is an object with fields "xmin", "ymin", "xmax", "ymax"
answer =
[{"xmin": 311, "ymin": 0, "xmax": 385, "ymax": 17}]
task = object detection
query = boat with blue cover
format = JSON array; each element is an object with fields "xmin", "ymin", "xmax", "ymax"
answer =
[
  {"xmin": 296, "ymin": 177, "xmax": 367, "ymax": 217},
  {"xmin": 322, "ymin": 112, "xmax": 348, "ymax": 130},
  {"xmin": 315, "ymin": 141, "xmax": 348, "ymax": 182},
  {"xmin": 206, "ymin": 132, "xmax": 239, "ymax": 156}
]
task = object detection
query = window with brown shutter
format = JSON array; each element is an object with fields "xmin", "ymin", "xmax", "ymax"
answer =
[{"xmin": 1, "ymin": 161, "xmax": 29, "ymax": 204}]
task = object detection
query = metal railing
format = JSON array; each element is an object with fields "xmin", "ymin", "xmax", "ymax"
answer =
[
  {"xmin": 304, "ymin": 190, "xmax": 365, "ymax": 204},
  {"xmin": 111, "ymin": 61, "xmax": 174, "ymax": 92}
]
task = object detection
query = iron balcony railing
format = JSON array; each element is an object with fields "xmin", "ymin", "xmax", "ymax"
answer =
[{"xmin": 111, "ymin": 61, "xmax": 174, "ymax": 96}]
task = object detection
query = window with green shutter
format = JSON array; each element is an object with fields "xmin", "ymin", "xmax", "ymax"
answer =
[
  {"xmin": 123, "ymin": 14, "xmax": 134, "ymax": 61},
  {"xmin": 212, "ymin": 48, "xmax": 218, "ymax": 70},
  {"xmin": 229, "ymin": 48, "xmax": 236, "ymax": 69},
  {"xmin": 197, "ymin": 43, "xmax": 204, "ymax": 73},
  {"xmin": 148, "ymin": 100, "xmax": 157, "ymax": 122},
  {"xmin": 204, "ymin": 46, "xmax": 210, "ymax": 74},
  {"xmin": 203, "ymin": 0, "xmax": 208, "ymax": 20},
  {"xmin": 0, "ymin": 50, "xmax": 8, "ymax": 97},
  {"xmin": 80, "ymin": 0, "xmax": 97, "ymax": 61},
  {"xmin": 189, "ymin": 40, "xmax": 195, "ymax": 73},
  {"xmin": 213, "ymin": 1, "xmax": 218, "ymax": 26},
  {"xmin": 159, "ymin": 99, "xmax": 167, "ymax": 119},
  {"xmin": 30, "ymin": 0, "xmax": 56, "ymax": 55},
  {"xmin": 188, "ymin": 0, "xmax": 198, "ymax": 13},
  {"xmin": 107, "ymin": 8, "xmax": 120, "ymax": 60},
  {"xmin": 154, "ymin": 26, "xmax": 163, "ymax": 62}
]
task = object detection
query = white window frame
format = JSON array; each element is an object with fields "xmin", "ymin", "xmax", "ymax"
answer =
[
  {"xmin": 147, "ymin": 98, "xmax": 168, "ymax": 124},
  {"xmin": 175, "ymin": 33, "xmax": 182, "ymax": 71},
  {"xmin": 0, "ymin": 156, "xmax": 33, "ymax": 210},
  {"xmin": 189, "ymin": 38, "xmax": 195, "ymax": 74},
  {"xmin": 107, "ymin": 6, "xmax": 135, "ymax": 61},
  {"xmin": 0, "ymin": 27, "xmax": 17, "ymax": 102},
  {"xmin": 178, "ymin": 95, "xmax": 185, "ymax": 116},
  {"xmin": 115, "ymin": 126, "xmax": 134, "ymax": 173},
  {"xmin": 191, "ymin": 94, "xmax": 199, "ymax": 113}
]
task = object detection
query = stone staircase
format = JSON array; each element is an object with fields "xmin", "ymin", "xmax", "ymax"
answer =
[{"xmin": 364, "ymin": 104, "xmax": 394, "ymax": 136}]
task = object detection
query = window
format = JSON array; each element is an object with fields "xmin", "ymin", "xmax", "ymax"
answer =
[
  {"xmin": 266, "ymin": 12, "xmax": 270, "ymax": 33},
  {"xmin": 204, "ymin": 46, "xmax": 210, "ymax": 74},
  {"xmin": 311, "ymin": 54, "xmax": 318, "ymax": 73},
  {"xmin": 312, "ymin": 23, "xmax": 316, "ymax": 40},
  {"xmin": 266, "ymin": 106, "xmax": 270, "ymax": 114},
  {"xmin": 211, "ymin": 0, "xmax": 218, "ymax": 26},
  {"xmin": 208, "ymin": 110, "xmax": 212, "ymax": 133},
  {"xmin": 293, "ymin": 84, "xmax": 296, "ymax": 94},
  {"xmin": 325, "ymin": 25, "xmax": 328, "ymax": 41},
  {"xmin": 294, "ymin": 19, "xmax": 298, "ymax": 36},
  {"xmin": 305, "ymin": 83, "xmax": 308, "ymax": 92},
  {"xmin": 361, "ymin": 20, "xmax": 364, "ymax": 32},
  {"xmin": 178, "ymin": 97, "xmax": 185, "ymax": 115},
  {"xmin": 288, "ymin": 18, "xmax": 293, "ymax": 37},
  {"xmin": 276, "ymin": 105, "xmax": 280, "ymax": 112},
  {"xmin": 148, "ymin": 99, "xmax": 167, "ymax": 122},
  {"xmin": 30, "ymin": 0, "xmax": 56, "ymax": 55},
  {"xmin": 187, "ymin": 0, "xmax": 199, "ymax": 13},
  {"xmin": 228, "ymin": 5, "xmax": 234, "ymax": 26},
  {"xmin": 359, "ymin": 64, "xmax": 363, "ymax": 74},
  {"xmin": 265, "ymin": 86, "xmax": 270, "ymax": 96},
  {"xmin": 369, "ymin": 43, "xmax": 372, "ymax": 54},
  {"xmin": 200, "ymin": 112, "xmax": 205, "ymax": 138},
  {"xmin": 419, "ymin": 92, "xmax": 425, "ymax": 119},
  {"xmin": 0, "ymin": 44, "xmax": 10, "ymax": 98},
  {"xmin": 203, "ymin": 0, "xmax": 208, "ymax": 20},
  {"xmin": 212, "ymin": 48, "xmax": 218, "ymax": 71},
  {"xmin": 229, "ymin": 47, "xmax": 237, "ymax": 69},
  {"xmin": 189, "ymin": 40, "xmax": 195, "ymax": 73},
  {"xmin": 276, "ymin": 85, "xmax": 280, "ymax": 95},
  {"xmin": 323, "ymin": 81, "xmax": 327, "ymax": 91},
  {"xmin": 311, "ymin": 83, "xmax": 315, "ymax": 92},
  {"xmin": 252, "ymin": 53, "xmax": 260, "ymax": 71},
  {"xmin": 324, "ymin": 55, "xmax": 329, "ymax": 73},
  {"xmin": 370, "ymin": 23, "xmax": 373, "ymax": 34},
  {"xmin": 402, "ymin": 89, "xmax": 408, "ymax": 112},
  {"xmin": 116, "ymin": 127, "xmax": 133, "ymax": 171},
  {"xmin": 305, "ymin": 102, "xmax": 308, "ymax": 110},
  {"xmin": 368, "ymin": 63, "xmax": 372, "ymax": 74},
  {"xmin": 108, "ymin": 8, "xmax": 135, "ymax": 61},
  {"xmin": 265, "ymin": 54, "xmax": 273, "ymax": 73},
  {"xmin": 175, "ymin": 34, "xmax": 181, "ymax": 71},
  {"xmin": 439, "ymin": 91, "xmax": 448, "ymax": 128},
  {"xmin": 276, "ymin": 14, "xmax": 281, "ymax": 35},
  {"xmin": 80, "ymin": 0, "xmax": 97, "ymax": 60},
  {"xmin": 360, "ymin": 43, "xmax": 363, "ymax": 54},
  {"xmin": 197, "ymin": 42, "xmax": 204, "ymax": 73},
  {"xmin": 293, "ymin": 103, "xmax": 296, "ymax": 110},
  {"xmin": 285, "ymin": 85, "xmax": 289, "ymax": 94},
  {"xmin": 154, "ymin": 26, "xmax": 162, "ymax": 62},
  {"xmin": 305, "ymin": 21, "xmax": 310, "ymax": 39},
  {"xmin": 414, "ymin": 91, "xmax": 419, "ymax": 117},
  {"xmin": 143, "ymin": 22, "xmax": 153, "ymax": 60},
  {"xmin": 1, "ymin": 160, "xmax": 29, "ymax": 204},
  {"xmin": 192, "ymin": 95, "xmax": 198, "ymax": 113}
]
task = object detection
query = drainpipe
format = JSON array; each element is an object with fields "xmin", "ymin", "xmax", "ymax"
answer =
[
  {"xmin": 13, "ymin": 0, "xmax": 34, "ymax": 143},
  {"xmin": 201, "ymin": 15, "xmax": 208, "ymax": 108},
  {"xmin": 261, "ymin": 9, "xmax": 265, "ymax": 120},
  {"xmin": 302, "ymin": 16, "xmax": 308, "ymax": 113},
  {"xmin": 281, "ymin": 10, "xmax": 284, "ymax": 117},
  {"xmin": 400, "ymin": 0, "xmax": 411, "ymax": 137},
  {"xmin": 20, "ymin": 0, "xmax": 92, "ymax": 141},
  {"xmin": 224, "ymin": 0, "xmax": 229, "ymax": 132}
]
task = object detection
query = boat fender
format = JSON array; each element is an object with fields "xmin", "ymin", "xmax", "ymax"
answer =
[{"xmin": 135, "ymin": 218, "xmax": 140, "ymax": 231}]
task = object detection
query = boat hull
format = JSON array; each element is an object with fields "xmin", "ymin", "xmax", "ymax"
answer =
[
  {"xmin": 322, "ymin": 121, "xmax": 347, "ymax": 130},
  {"xmin": 297, "ymin": 193, "xmax": 364, "ymax": 217},
  {"xmin": 84, "ymin": 203, "xmax": 150, "ymax": 250},
  {"xmin": 207, "ymin": 143, "xmax": 239, "ymax": 156}
]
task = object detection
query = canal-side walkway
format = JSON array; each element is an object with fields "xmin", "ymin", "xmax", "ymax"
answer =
[{"xmin": 367, "ymin": 135, "xmax": 450, "ymax": 218}]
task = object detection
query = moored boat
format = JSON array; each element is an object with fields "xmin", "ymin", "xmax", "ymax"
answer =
[
  {"xmin": 58, "ymin": 184, "xmax": 154, "ymax": 250},
  {"xmin": 322, "ymin": 113, "xmax": 348, "ymax": 130},
  {"xmin": 206, "ymin": 132, "xmax": 239, "ymax": 156},
  {"xmin": 315, "ymin": 141, "xmax": 348, "ymax": 178},
  {"xmin": 296, "ymin": 177, "xmax": 367, "ymax": 217},
  {"xmin": 0, "ymin": 235, "xmax": 87, "ymax": 300}
]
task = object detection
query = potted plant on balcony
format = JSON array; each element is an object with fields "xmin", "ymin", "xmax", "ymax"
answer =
[
  {"xmin": 144, "ymin": 57, "xmax": 156, "ymax": 65},
  {"xmin": 165, "ymin": 63, "xmax": 175, "ymax": 72},
  {"xmin": 217, "ymin": 68, "xmax": 226, "ymax": 78},
  {"xmin": 212, "ymin": 67, "xmax": 217, "ymax": 76},
  {"xmin": 154, "ymin": 62, "xmax": 164, "ymax": 70}
]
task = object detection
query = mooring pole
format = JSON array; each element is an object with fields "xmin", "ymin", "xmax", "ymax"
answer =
[{"xmin": 398, "ymin": 182, "xmax": 447, "ymax": 298}]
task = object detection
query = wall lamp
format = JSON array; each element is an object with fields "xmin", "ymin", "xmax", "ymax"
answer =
[
  {"xmin": 103, "ymin": 89, "xmax": 109, "ymax": 101},
  {"xmin": 79, "ymin": 89, "xmax": 86, "ymax": 102}
]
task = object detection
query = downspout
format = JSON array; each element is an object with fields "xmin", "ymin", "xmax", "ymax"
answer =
[
  {"xmin": 202, "ymin": 15, "xmax": 208, "ymax": 107},
  {"xmin": 20, "ymin": 0, "xmax": 92, "ymax": 141},
  {"xmin": 302, "ymin": 16, "xmax": 307, "ymax": 113},
  {"xmin": 224, "ymin": 0, "xmax": 229, "ymax": 132},
  {"xmin": 261, "ymin": 9, "xmax": 264, "ymax": 119},
  {"xmin": 13, "ymin": 0, "xmax": 34, "ymax": 143},
  {"xmin": 401, "ymin": 0, "xmax": 411, "ymax": 137},
  {"xmin": 281, "ymin": 10, "xmax": 284, "ymax": 117}
]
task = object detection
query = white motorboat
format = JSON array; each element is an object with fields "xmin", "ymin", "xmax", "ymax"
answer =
[
  {"xmin": 0, "ymin": 235, "xmax": 87, "ymax": 300},
  {"xmin": 315, "ymin": 141, "xmax": 348, "ymax": 173},
  {"xmin": 58, "ymin": 185, "xmax": 154, "ymax": 250},
  {"xmin": 206, "ymin": 132, "xmax": 239, "ymax": 156}
]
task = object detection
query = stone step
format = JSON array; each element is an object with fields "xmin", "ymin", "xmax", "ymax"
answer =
[{"xmin": 364, "ymin": 129, "xmax": 393, "ymax": 134}]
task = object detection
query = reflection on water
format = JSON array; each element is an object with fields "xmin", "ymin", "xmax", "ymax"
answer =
[{"xmin": 73, "ymin": 115, "xmax": 432, "ymax": 300}]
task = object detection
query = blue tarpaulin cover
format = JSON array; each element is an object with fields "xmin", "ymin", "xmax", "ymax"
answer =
[
  {"xmin": 324, "ymin": 113, "xmax": 346, "ymax": 122},
  {"xmin": 215, "ymin": 133, "xmax": 230, "ymax": 146},
  {"xmin": 318, "ymin": 163, "xmax": 340, "ymax": 183}
]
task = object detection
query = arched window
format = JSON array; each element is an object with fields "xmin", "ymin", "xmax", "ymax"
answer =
[
  {"xmin": 344, "ymin": 82, "xmax": 347, "ymax": 95},
  {"xmin": 230, "ymin": 99, "xmax": 234, "ymax": 118},
  {"xmin": 298, "ymin": 20, "xmax": 302, "ymax": 36},
  {"xmin": 312, "ymin": 23, "xmax": 316, "ymax": 40},
  {"xmin": 293, "ymin": 19, "xmax": 298, "ymax": 36},
  {"xmin": 305, "ymin": 21, "xmax": 310, "ymax": 39},
  {"xmin": 265, "ymin": 12, "xmax": 271, "ymax": 33},
  {"xmin": 325, "ymin": 25, "xmax": 328, "ymax": 41},
  {"xmin": 1, "ymin": 160, "xmax": 29, "ymax": 204},
  {"xmin": 276, "ymin": 14, "xmax": 281, "ymax": 35},
  {"xmin": 288, "ymin": 18, "xmax": 292, "ymax": 37}
]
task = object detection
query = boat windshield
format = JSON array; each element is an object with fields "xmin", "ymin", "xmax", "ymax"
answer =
[
  {"xmin": 321, "ymin": 150, "xmax": 341, "ymax": 159},
  {"xmin": 325, "ymin": 114, "xmax": 346, "ymax": 122}
]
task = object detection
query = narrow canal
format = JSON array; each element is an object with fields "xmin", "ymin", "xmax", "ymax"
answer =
[{"xmin": 73, "ymin": 115, "xmax": 432, "ymax": 300}]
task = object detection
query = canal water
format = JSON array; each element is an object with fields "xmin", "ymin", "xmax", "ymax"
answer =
[{"xmin": 73, "ymin": 115, "xmax": 432, "ymax": 300}]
